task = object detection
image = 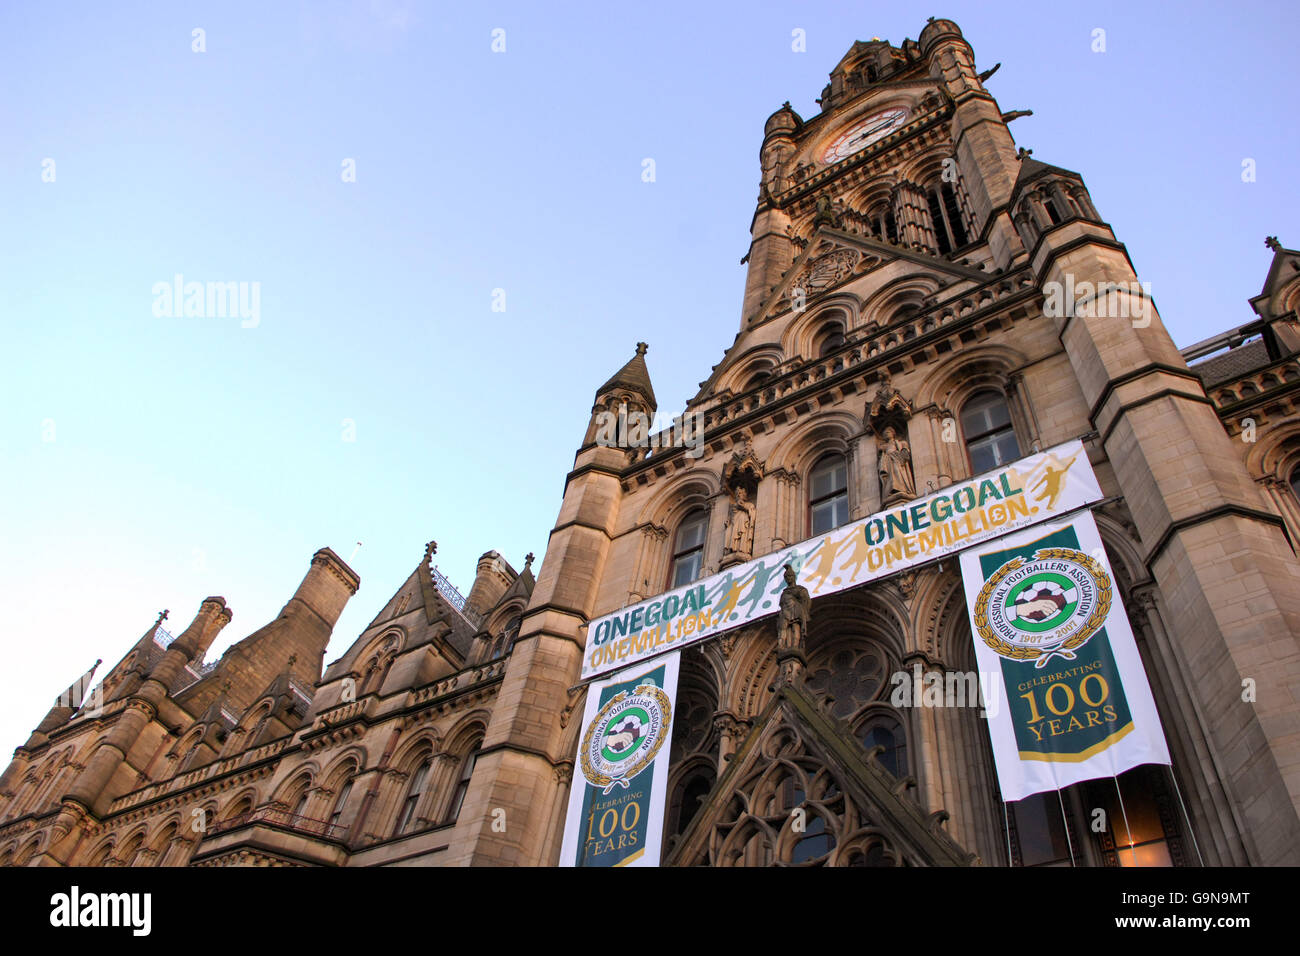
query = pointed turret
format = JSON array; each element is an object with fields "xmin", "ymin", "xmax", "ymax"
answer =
[
  {"xmin": 465, "ymin": 550, "xmax": 515, "ymax": 619},
  {"xmin": 582, "ymin": 343, "xmax": 659, "ymax": 456},
  {"xmin": 596, "ymin": 341, "xmax": 657, "ymax": 410},
  {"xmin": 33, "ymin": 659, "xmax": 102, "ymax": 735},
  {"xmin": 102, "ymin": 609, "xmax": 171, "ymax": 701},
  {"xmin": 1249, "ymin": 236, "xmax": 1300, "ymax": 356}
]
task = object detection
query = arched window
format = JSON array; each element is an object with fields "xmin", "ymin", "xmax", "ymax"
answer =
[
  {"xmin": 503, "ymin": 614, "xmax": 523, "ymax": 645},
  {"xmin": 926, "ymin": 181, "xmax": 969, "ymax": 254},
  {"xmin": 1289, "ymin": 465, "xmax": 1300, "ymax": 507},
  {"xmin": 744, "ymin": 370, "xmax": 772, "ymax": 392},
  {"xmin": 151, "ymin": 822, "xmax": 178, "ymax": 867},
  {"xmin": 87, "ymin": 841, "xmax": 115, "ymax": 867},
  {"xmin": 119, "ymin": 832, "xmax": 146, "ymax": 867},
  {"xmin": 177, "ymin": 731, "xmax": 204, "ymax": 772},
  {"xmin": 668, "ymin": 770, "xmax": 715, "ymax": 838},
  {"xmin": 858, "ymin": 714, "xmax": 908, "ymax": 779},
  {"xmin": 815, "ymin": 323, "xmax": 846, "ymax": 358},
  {"xmin": 961, "ymin": 390, "xmax": 1021, "ymax": 474},
  {"xmin": 669, "ymin": 510, "xmax": 708, "ymax": 588},
  {"xmin": 292, "ymin": 786, "xmax": 312, "ymax": 819},
  {"xmin": 245, "ymin": 707, "xmax": 272, "ymax": 749},
  {"xmin": 447, "ymin": 740, "xmax": 482, "ymax": 823},
  {"xmin": 363, "ymin": 655, "xmax": 394, "ymax": 696},
  {"xmin": 329, "ymin": 778, "xmax": 354, "ymax": 830},
  {"xmin": 1042, "ymin": 194, "xmax": 1063, "ymax": 226},
  {"xmin": 790, "ymin": 813, "xmax": 835, "ymax": 864},
  {"xmin": 396, "ymin": 758, "xmax": 431, "ymax": 836},
  {"xmin": 809, "ymin": 454, "xmax": 849, "ymax": 535}
]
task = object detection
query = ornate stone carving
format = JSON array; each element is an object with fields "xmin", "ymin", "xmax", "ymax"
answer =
[
  {"xmin": 799, "ymin": 246, "xmax": 859, "ymax": 293},
  {"xmin": 722, "ymin": 442, "xmax": 764, "ymax": 567},
  {"xmin": 868, "ymin": 374, "xmax": 913, "ymax": 430},
  {"xmin": 776, "ymin": 565, "xmax": 811, "ymax": 686},
  {"xmin": 725, "ymin": 485, "xmax": 756, "ymax": 561},
  {"xmin": 877, "ymin": 425, "xmax": 916, "ymax": 504}
]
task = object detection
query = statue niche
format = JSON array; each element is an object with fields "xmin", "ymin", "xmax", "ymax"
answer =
[
  {"xmin": 721, "ymin": 442, "xmax": 764, "ymax": 568},
  {"xmin": 868, "ymin": 375, "xmax": 916, "ymax": 506}
]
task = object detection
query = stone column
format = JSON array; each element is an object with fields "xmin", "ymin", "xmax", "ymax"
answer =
[
  {"xmin": 713, "ymin": 712, "xmax": 750, "ymax": 773},
  {"xmin": 903, "ymin": 413, "xmax": 940, "ymax": 498},
  {"xmin": 851, "ymin": 431, "xmax": 880, "ymax": 517}
]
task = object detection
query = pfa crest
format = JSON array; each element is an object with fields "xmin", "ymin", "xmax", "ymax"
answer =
[
  {"xmin": 579, "ymin": 680, "xmax": 672, "ymax": 794},
  {"xmin": 974, "ymin": 547, "xmax": 1112, "ymax": 668}
]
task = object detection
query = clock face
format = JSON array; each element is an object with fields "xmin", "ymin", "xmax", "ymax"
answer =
[{"xmin": 821, "ymin": 108, "xmax": 909, "ymax": 164}]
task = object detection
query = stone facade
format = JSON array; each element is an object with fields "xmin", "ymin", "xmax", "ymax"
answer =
[{"xmin": 2, "ymin": 18, "xmax": 1299, "ymax": 867}]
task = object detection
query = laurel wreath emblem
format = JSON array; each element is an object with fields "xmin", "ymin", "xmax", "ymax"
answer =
[
  {"xmin": 974, "ymin": 547, "xmax": 1112, "ymax": 667},
  {"xmin": 578, "ymin": 683, "xmax": 673, "ymax": 792}
]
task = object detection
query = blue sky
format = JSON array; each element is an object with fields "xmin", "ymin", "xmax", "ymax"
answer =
[{"xmin": 1, "ymin": 0, "xmax": 1296, "ymax": 758}]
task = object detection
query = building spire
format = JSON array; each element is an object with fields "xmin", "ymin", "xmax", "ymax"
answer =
[{"xmin": 596, "ymin": 342, "xmax": 657, "ymax": 409}]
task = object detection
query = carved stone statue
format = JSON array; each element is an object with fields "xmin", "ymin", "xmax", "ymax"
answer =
[
  {"xmin": 777, "ymin": 564, "xmax": 811, "ymax": 654},
  {"xmin": 877, "ymin": 425, "xmax": 916, "ymax": 503},
  {"xmin": 725, "ymin": 485, "xmax": 756, "ymax": 559}
]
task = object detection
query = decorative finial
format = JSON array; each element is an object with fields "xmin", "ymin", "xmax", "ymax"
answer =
[
  {"xmin": 525, "ymin": 552, "xmax": 535, "ymax": 571},
  {"xmin": 781, "ymin": 100, "xmax": 791, "ymax": 110},
  {"xmin": 1016, "ymin": 147, "xmax": 1033, "ymax": 160},
  {"xmin": 635, "ymin": 342, "xmax": 648, "ymax": 356},
  {"xmin": 425, "ymin": 540, "xmax": 437, "ymax": 560},
  {"xmin": 155, "ymin": 609, "xmax": 169, "ymax": 627},
  {"xmin": 1265, "ymin": 236, "xmax": 1282, "ymax": 252},
  {"xmin": 287, "ymin": 654, "xmax": 297, "ymax": 668}
]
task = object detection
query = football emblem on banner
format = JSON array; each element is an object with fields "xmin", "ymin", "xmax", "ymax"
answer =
[
  {"xmin": 974, "ymin": 547, "xmax": 1112, "ymax": 668},
  {"xmin": 579, "ymin": 680, "xmax": 673, "ymax": 794}
]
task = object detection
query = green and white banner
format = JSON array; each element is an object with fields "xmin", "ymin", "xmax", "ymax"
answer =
[
  {"xmin": 582, "ymin": 439, "xmax": 1102, "ymax": 680},
  {"xmin": 559, "ymin": 653, "xmax": 679, "ymax": 867},
  {"xmin": 958, "ymin": 510, "xmax": 1170, "ymax": 801}
]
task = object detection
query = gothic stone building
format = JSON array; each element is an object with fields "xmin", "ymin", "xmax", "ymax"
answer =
[{"xmin": 3, "ymin": 18, "xmax": 1299, "ymax": 867}]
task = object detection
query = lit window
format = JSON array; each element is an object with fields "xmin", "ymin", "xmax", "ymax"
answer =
[
  {"xmin": 961, "ymin": 390, "xmax": 1021, "ymax": 474},
  {"xmin": 669, "ymin": 511, "xmax": 708, "ymax": 588},
  {"xmin": 809, "ymin": 454, "xmax": 849, "ymax": 535}
]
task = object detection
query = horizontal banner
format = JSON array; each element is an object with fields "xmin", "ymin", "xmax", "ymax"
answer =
[
  {"xmin": 958, "ymin": 511, "xmax": 1170, "ymax": 801},
  {"xmin": 581, "ymin": 439, "xmax": 1102, "ymax": 680}
]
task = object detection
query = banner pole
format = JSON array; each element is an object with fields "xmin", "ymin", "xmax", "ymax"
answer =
[
  {"xmin": 1002, "ymin": 802, "xmax": 1014, "ymax": 867},
  {"xmin": 1165, "ymin": 764, "xmax": 1206, "ymax": 867},
  {"xmin": 1113, "ymin": 775, "xmax": 1138, "ymax": 867},
  {"xmin": 1056, "ymin": 788, "xmax": 1076, "ymax": 867}
]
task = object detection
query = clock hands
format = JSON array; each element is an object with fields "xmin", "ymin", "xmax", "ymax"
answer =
[{"xmin": 852, "ymin": 112, "xmax": 903, "ymax": 144}]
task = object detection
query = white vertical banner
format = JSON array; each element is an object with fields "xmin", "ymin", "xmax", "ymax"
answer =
[
  {"xmin": 559, "ymin": 652, "xmax": 679, "ymax": 867},
  {"xmin": 959, "ymin": 510, "xmax": 1170, "ymax": 802}
]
